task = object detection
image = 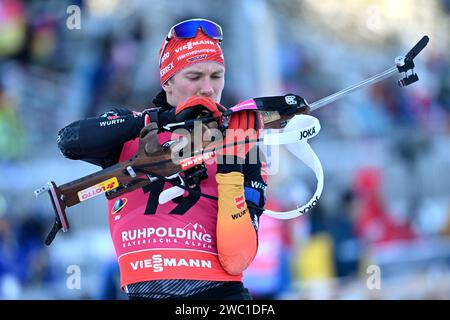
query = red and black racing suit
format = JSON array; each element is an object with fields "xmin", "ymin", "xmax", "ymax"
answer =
[{"xmin": 57, "ymin": 91, "xmax": 266, "ymax": 299}]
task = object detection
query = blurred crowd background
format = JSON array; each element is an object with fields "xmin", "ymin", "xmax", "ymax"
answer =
[{"xmin": 1, "ymin": 0, "xmax": 450, "ymax": 300}]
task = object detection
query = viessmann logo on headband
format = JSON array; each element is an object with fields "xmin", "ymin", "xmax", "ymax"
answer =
[{"xmin": 174, "ymin": 40, "xmax": 216, "ymax": 53}]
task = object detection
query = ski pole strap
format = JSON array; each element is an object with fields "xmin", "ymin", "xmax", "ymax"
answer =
[{"xmin": 262, "ymin": 114, "xmax": 324, "ymax": 219}]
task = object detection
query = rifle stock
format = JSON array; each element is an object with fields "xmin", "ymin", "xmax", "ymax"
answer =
[{"xmin": 35, "ymin": 123, "xmax": 213, "ymax": 245}]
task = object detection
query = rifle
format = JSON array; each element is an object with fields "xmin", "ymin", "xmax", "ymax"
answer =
[{"xmin": 35, "ymin": 35, "xmax": 429, "ymax": 245}]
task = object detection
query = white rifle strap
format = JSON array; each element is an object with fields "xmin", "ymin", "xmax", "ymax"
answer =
[{"xmin": 263, "ymin": 114, "xmax": 324, "ymax": 219}]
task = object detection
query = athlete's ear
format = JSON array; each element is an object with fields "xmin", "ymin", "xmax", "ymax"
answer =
[{"xmin": 162, "ymin": 78, "xmax": 173, "ymax": 95}]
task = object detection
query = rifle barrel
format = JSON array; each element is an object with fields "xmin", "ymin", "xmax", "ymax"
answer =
[{"xmin": 309, "ymin": 66, "xmax": 398, "ymax": 112}]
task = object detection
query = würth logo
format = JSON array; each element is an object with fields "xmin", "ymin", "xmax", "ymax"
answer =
[
  {"xmin": 99, "ymin": 118, "xmax": 125, "ymax": 127},
  {"xmin": 231, "ymin": 209, "xmax": 247, "ymax": 220},
  {"xmin": 234, "ymin": 196, "xmax": 245, "ymax": 210}
]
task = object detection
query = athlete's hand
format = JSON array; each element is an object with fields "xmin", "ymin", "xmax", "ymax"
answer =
[
  {"xmin": 218, "ymin": 110, "xmax": 263, "ymax": 163},
  {"xmin": 139, "ymin": 122, "xmax": 162, "ymax": 155},
  {"xmin": 175, "ymin": 96, "xmax": 226, "ymax": 122}
]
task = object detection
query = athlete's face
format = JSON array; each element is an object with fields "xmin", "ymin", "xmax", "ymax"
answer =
[{"xmin": 163, "ymin": 61, "xmax": 225, "ymax": 107}]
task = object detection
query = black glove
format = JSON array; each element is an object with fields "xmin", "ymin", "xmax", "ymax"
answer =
[{"xmin": 142, "ymin": 107, "xmax": 176, "ymax": 129}]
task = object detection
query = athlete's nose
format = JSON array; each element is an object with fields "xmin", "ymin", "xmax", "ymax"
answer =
[{"xmin": 198, "ymin": 79, "xmax": 214, "ymax": 98}]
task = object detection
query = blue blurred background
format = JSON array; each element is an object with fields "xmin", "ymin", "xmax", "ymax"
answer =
[{"xmin": 1, "ymin": 0, "xmax": 449, "ymax": 299}]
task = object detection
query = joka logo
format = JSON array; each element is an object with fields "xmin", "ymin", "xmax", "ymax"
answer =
[
  {"xmin": 299, "ymin": 127, "xmax": 316, "ymax": 141},
  {"xmin": 111, "ymin": 198, "xmax": 128, "ymax": 215},
  {"xmin": 234, "ymin": 195, "xmax": 245, "ymax": 210}
]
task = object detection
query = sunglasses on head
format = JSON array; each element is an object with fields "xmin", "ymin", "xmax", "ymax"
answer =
[{"xmin": 159, "ymin": 19, "xmax": 223, "ymax": 67}]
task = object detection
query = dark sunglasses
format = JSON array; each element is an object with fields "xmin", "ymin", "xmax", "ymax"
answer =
[{"xmin": 159, "ymin": 19, "xmax": 223, "ymax": 67}]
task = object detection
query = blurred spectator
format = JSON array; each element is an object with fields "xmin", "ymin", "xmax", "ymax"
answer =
[
  {"xmin": 439, "ymin": 203, "xmax": 450, "ymax": 238},
  {"xmin": 0, "ymin": 213, "xmax": 21, "ymax": 299},
  {"xmin": 0, "ymin": 0, "xmax": 26, "ymax": 58},
  {"xmin": 29, "ymin": 16, "xmax": 58, "ymax": 67},
  {"xmin": 327, "ymin": 190, "xmax": 360, "ymax": 278},
  {"xmin": 97, "ymin": 257, "xmax": 126, "ymax": 300},
  {"xmin": 293, "ymin": 205, "xmax": 336, "ymax": 283},
  {"xmin": 14, "ymin": 213, "xmax": 54, "ymax": 287},
  {"xmin": 0, "ymin": 84, "xmax": 26, "ymax": 161},
  {"xmin": 352, "ymin": 167, "xmax": 416, "ymax": 245}
]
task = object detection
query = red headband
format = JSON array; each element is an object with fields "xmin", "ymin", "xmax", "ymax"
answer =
[{"xmin": 159, "ymin": 30, "xmax": 225, "ymax": 85}]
